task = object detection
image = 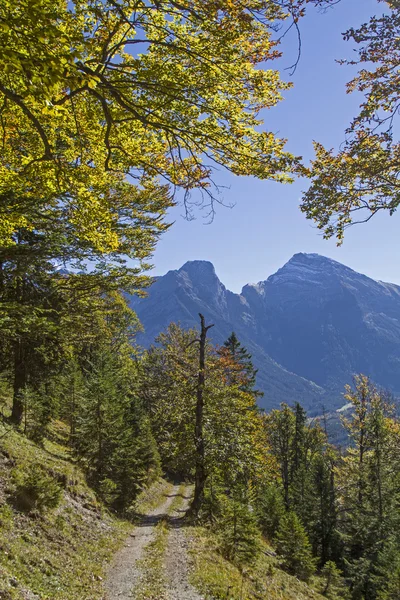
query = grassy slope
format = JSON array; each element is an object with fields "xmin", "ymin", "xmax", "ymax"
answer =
[
  {"xmin": 0, "ymin": 419, "xmax": 132, "ymax": 600},
  {"xmin": 189, "ymin": 528, "xmax": 329, "ymax": 600}
]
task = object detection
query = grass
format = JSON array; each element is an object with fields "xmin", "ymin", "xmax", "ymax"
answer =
[
  {"xmin": 189, "ymin": 527, "xmax": 329, "ymax": 600},
  {"xmin": 0, "ymin": 398, "xmax": 184, "ymax": 600},
  {"xmin": 0, "ymin": 419, "xmax": 130, "ymax": 600}
]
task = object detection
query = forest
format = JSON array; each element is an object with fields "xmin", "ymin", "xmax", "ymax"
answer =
[{"xmin": 1, "ymin": 1, "xmax": 400, "ymax": 599}]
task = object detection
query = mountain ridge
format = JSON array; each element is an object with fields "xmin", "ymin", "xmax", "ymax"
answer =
[{"xmin": 129, "ymin": 254, "xmax": 400, "ymax": 413}]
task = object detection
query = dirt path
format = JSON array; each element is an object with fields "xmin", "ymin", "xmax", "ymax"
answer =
[
  {"xmin": 164, "ymin": 486, "xmax": 204, "ymax": 600},
  {"xmin": 105, "ymin": 483, "xmax": 204, "ymax": 600},
  {"xmin": 104, "ymin": 484, "xmax": 178, "ymax": 600}
]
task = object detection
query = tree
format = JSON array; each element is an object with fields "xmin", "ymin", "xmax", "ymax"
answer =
[
  {"xmin": 0, "ymin": 225, "xmax": 68, "ymax": 424},
  {"xmin": 320, "ymin": 561, "xmax": 348, "ymax": 599},
  {"xmin": 141, "ymin": 321, "xmax": 272, "ymax": 519},
  {"xmin": 311, "ymin": 448, "xmax": 340, "ymax": 565},
  {"xmin": 0, "ymin": 225, "xmax": 146, "ymax": 425},
  {"xmin": 255, "ymin": 483, "xmax": 286, "ymax": 540},
  {"xmin": 217, "ymin": 486, "xmax": 261, "ymax": 566},
  {"xmin": 0, "ymin": 0, "xmax": 337, "ymax": 254},
  {"xmin": 337, "ymin": 376, "xmax": 400, "ymax": 600},
  {"xmin": 374, "ymin": 538, "xmax": 400, "ymax": 600},
  {"xmin": 141, "ymin": 323, "xmax": 200, "ymax": 477},
  {"xmin": 265, "ymin": 404, "xmax": 296, "ymax": 509},
  {"xmin": 74, "ymin": 342, "xmax": 160, "ymax": 509},
  {"xmin": 276, "ymin": 511, "xmax": 316, "ymax": 581},
  {"xmin": 218, "ymin": 332, "xmax": 262, "ymax": 398},
  {"xmin": 301, "ymin": 1, "xmax": 400, "ymax": 242},
  {"xmin": 191, "ymin": 314, "xmax": 214, "ymax": 516}
]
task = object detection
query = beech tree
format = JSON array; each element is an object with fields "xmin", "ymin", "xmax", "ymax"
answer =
[{"xmin": 1, "ymin": 0, "xmax": 337, "ymax": 253}]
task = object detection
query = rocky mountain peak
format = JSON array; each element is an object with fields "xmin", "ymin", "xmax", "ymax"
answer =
[{"xmin": 178, "ymin": 260, "xmax": 217, "ymax": 279}]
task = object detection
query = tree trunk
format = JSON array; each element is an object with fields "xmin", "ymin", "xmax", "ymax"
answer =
[
  {"xmin": 11, "ymin": 339, "xmax": 26, "ymax": 425},
  {"xmin": 10, "ymin": 268, "xmax": 26, "ymax": 426},
  {"xmin": 190, "ymin": 313, "xmax": 213, "ymax": 516}
]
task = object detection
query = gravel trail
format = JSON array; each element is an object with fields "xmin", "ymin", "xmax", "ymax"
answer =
[
  {"xmin": 104, "ymin": 484, "xmax": 178, "ymax": 600},
  {"xmin": 164, "ymin": 486, "xmax": 204, "ymax": 600}
]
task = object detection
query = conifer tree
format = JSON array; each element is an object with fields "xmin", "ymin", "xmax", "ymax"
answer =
[
  {"xmin": 219, "ymin": 332, "xmax": 263, "ymax": 398},
  {"xmin": 276, "ymin": 511, "xmax": 317, "ymax": 581},
  {"xmin": 217, "ymin": 485, "xmax": 261, "ymax": 566},
  {"xmin": 338, "ymin": 376, "xmax": 400, "ymax": 600},
  {"xmin": 320, "ymin": 561, "xmax": 348, "ymax": 599},
  {"xmin": 255, "ymin": 483, "xmax": 286, "ymax": 540}
]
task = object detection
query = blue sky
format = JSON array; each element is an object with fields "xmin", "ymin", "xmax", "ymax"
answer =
[{"xmin": 150, "ymin": 0, "xmax": 399, "ymax": 293}]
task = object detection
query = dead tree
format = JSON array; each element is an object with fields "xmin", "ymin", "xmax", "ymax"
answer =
[{"xmin": 190, "ymin": 313, "xmax": 214, "ymax": 517}]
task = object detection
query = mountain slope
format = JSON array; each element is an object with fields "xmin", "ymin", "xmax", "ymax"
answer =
[
  {"xmin": 247, "ymin": 253, "xmax": 400, "ymax": 397},
  {"xmin": 129, "ymin": 260, "xmax": 327, "ymax": 412},
  {"xmin": 129, "ymin": 254, "xmax": 400, "ymax": 413}
]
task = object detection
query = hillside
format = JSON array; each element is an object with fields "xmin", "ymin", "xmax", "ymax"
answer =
[
  {"xmin": 0, "ymin": 419, "xmax": 131, "ymax": 600},
  {"xmin": 0, "ymin": 419, "xmax": 331, "ymax": 600},
  {"xmin": 129, "ymin": 253, "xmax": 400, "ymax": 413}
]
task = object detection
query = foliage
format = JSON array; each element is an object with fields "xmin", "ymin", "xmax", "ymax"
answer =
[
  {"xmin": 72, "ymin": 343, "xmax": 161, "ymax": 509},
  {"xmin": 255, "ymin": 483, "xmax": 286, "ymax": 540},
  {"xmin": 302, "ymin": 1, "xmax": 400, "ymax": 241},
  {"xmin": 216, "ymin": 489, "xmax": 261, "ymax": 566},
  {"xmin": 320, "ymin": 561, "xmax": 348, "ymax": 599},
  {"xmin": 190, "ymin": 525, "xmax": 328, "ymax": 600},
  {"xmin": 141, "ymin": 323, "xmax": 272, "ymax": 564},
  {"xmin": 0, "ymin": 422, "xmax": 132, "ymax": 600},
  {"xmin": 142, "ymin": 323, "xmax": 270, "ymax": 484},
  {"xmin": 0, "ymin": 0, "xmax": 339, "ymax": 254},
  {"xmin": 336, "ymin": 375, "xmax": 400, "ymax": 600},
  {"xmin": 218, "ymin": 331, "xmax": 263, "ymax": 398}
]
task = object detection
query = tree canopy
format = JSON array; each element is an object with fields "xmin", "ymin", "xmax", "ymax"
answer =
[{"xmin": 1, "ymin": 0, "xmax": 336, "ymax": 257}]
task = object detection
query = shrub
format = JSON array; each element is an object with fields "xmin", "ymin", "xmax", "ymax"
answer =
[{"xmin": 12, "ymin": 463, "xmax": 62, "ymax": 513}]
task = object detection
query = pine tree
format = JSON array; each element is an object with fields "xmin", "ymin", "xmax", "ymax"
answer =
[
  {"xmin": 338, "ymin": 376, "xmax": 400, "ymax": 600},
  {"xmin": 374, "ymin": 538, "xmax": 400, "ymax": 600},
  {"xmin": 217, "ymin": 486, "xmax": 261, "ymax": 566},
  {"xmin": 311, "ymin": 449, "xmax": 340, "ymax": 565},
  {"xmin": 255, "ymin": 483, "xmax": 286, "ymax": 540}
]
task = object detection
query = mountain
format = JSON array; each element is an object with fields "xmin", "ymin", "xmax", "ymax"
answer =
[{"xmin": 129, "ymin": 254, "xmax": 400, "ymax": 413}]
